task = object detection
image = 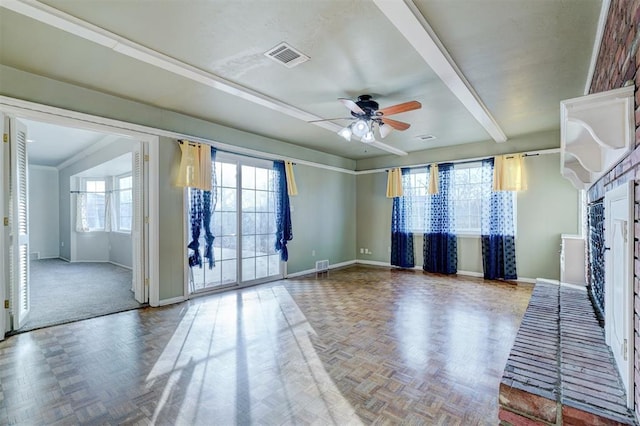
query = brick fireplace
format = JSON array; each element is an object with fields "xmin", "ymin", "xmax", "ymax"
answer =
[{"xmin": 499, "ymin": 281, "xmax": 635, "ymax": 425}]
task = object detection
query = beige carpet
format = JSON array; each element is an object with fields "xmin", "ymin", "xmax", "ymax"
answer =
[{"xmin": 18, "ymin": 258, "xmax": 143, "ymax": 332}]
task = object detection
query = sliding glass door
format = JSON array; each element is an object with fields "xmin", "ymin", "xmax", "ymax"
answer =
[{"xmin": 188, "ymin": 154, "xmax": 282, "ymax": 293}]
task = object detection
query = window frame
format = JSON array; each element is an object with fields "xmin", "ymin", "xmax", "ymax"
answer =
[
  {"xmin": 451, "ymin": 162, "xmax": 485, "ymax": 237},
  {"xmin": 115, "ymin": 173, "xmax": 133, "ymax": 234},
  {"xmin": 82, "ymin": 177, "xmax": 107, "ymax": 232},
  {"xmin": 403, "ymin": 162, "xmax": 517, "ymax": 237}
]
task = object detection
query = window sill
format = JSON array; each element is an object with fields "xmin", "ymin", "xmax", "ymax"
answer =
[{"xmin": 457, "ymin": 233, "xmax": 480, "ymax": 239}]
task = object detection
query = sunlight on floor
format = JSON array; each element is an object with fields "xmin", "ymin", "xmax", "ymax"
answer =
[{"xmin": 146, "ymin": 285, "xmax": 362, "ymax": 425}]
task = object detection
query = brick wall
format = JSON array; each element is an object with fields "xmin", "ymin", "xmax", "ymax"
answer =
[{"xmin": 587, "ymin": 0, "xmax": 640, "ymax": 419}]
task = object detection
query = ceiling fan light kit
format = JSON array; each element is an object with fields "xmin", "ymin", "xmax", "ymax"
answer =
[
  {"xmin": 331, "ymin": 95, "xmax": 422, "ymax": 149},
  {"xmin": 338, "ymin": 126, "xmax": 353, "ymax": 141}
]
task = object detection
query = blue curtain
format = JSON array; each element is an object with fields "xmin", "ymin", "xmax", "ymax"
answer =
[
  {"xmin": 481, "ymin": 158, "xmax": 517, "ymax": 280},
  {"xmin": 188, "ymin": 146, "xmax": 217, "ymax": 269},
  {"xmin": 390, "ymin": 168, "xmax": 414, "ymax": 268},
  {"xmin": 423, "ymin": 163, "xmax": 457, "ymax": 274},
  {"xmin": 188, "ymin": 188, "xmax": 203, "ymax": 267},
  {"xmin": 274, "ymin": 161, "xmax": 293, "ymax": 261},
  {"xmin": 202, "ymin": 148, "xmax": 217, "ymax": 268}
]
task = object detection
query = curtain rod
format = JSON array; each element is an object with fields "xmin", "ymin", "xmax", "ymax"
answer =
[
  {"xmin": 359, "ymin": 148, "xmax": 560, "ymax": 175},
  {"xmin": 70, "ymin": 189, "xmax": 127, "ymax": 194},
  {"xmin": 178, "ymin": 140, "xmax": 296, "ymax": 166}
]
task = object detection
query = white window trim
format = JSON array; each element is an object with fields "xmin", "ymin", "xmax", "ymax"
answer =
[
  {"xmin": 404, "ymin": 162, "xmax": 518, "ymax": 237},
  {"xmin": 82, "ymin": 177, "xmax": 107, "ymax": 232},
  {"xmin": 115, "ymin": 173, "xmax": 133, "ymax": 234}
]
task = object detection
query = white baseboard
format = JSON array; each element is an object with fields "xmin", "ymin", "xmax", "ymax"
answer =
[
  {"xmin": 356, "ymin": 259, "xmax": 391, "ymax": 267},
  {"xmin": 354, "ymin": 262, "xmax": 539, "ymax": 285},
  {"xmin": 286, "ymin": 259, "xmax": 357, "ymax": 278},
  {"xmin": 536, "ymin": 278, "xmax": 560, "ymax": 285},
  {"xmin": 457, "ymin": 269, "xmax": 484, "ymax": 278},
  {"xmin": 109, "ymin": 261, "xmax": 132, "ymax": 270},
  {"xmin": 157, "ymin": 296, "xmax": 185, "ymax": 306}
]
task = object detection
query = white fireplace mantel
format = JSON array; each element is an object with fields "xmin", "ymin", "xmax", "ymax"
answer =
[{"xmin": 560, "ymin": 85, "xmax": 635, "ymax": 190}]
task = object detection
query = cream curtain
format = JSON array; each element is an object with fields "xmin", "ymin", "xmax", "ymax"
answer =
[
  {"xmin": 104, "ymin": 192, "xmax": 114, "ymax": 232},
  {"xmin": 284, "ymin": 161, "xmax": 298, "ymax": 196},
  {"xmin": 493, "ymin": 155, "xmax": 527, "ymax": 191},
  {"xmin": 386, "ymin": 168, "xmax": 403, "ymax": 198},
  {"xmin": 176, "ymin": 141, "xmax": 212, "ymax": 190},
  {"xmin": 428, "ymin": 163, "xmax": 439, "ymax": 195},
  {"xmin": 75, "ymin": 193, "xmax": 89, "ymax": 232}
]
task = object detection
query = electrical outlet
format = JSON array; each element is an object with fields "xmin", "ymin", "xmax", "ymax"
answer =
[
  {"xmin": 360, "ymin": 248, "xmax": 364, "ymax": 254},
  {"xmin": 61, "ymin": 241, "xmax": 64, "ymax": 247},
  {"xmin": 312, "ymin": 250, "xmax": 316, "ymax": 257}
]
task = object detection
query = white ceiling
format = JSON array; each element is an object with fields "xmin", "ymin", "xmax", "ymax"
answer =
[
  {"xmin": 23, "ymin": 119, "xmax": 108, "ymax": 167},
  {"xmin": 0, "ymin": 0, "xmax": 603, "ymax": 161}
]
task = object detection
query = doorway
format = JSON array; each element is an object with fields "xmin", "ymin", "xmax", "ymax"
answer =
[
  {"xmin": 187, "ymin": 152, "xmax": 283, "ymax": 294},
  {"xmin": 2, "ymin": 115, "xmax": 150, "ymax": 333}
]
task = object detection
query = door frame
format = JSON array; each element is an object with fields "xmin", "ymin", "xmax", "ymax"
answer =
[
  {"xmin": 604, "ymin": 180, "xmax": 634, "ymax": 408},
  {"xmin": 184, "ymin": 152, "xmax": 285, "ymax": 297},
  {"xmin": 0, "ymin": 97, "xmax": 160, "ymax": 327},
  {"xmin": 0, "ymin": 114, "xmax": 6, "ymax": 340}
]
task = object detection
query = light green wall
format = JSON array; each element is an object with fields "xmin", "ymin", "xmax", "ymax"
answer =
[
  {"xmin": 158, "ymin": 138, "xmax": 186, "ymax": 300},
  {"xmin": 0, "ymin": 65, "xmax": 356, "ymax": 171},
  {"xmin": 356, "ymin": 130, "xmax": 560, "ymax": 171},
  {"xmin": 287, "ymin": 165, "xmax": 356, "ymax": 274},
  {"xmin": 2, "ymin": 65, "xmax": 579, "ymax": 302},
  {"xmin": 516, "ymin": 153, "xmax": 578, "ymax": 279},
  {"xmin": 154, "ymin": 143, "xmax": 358, "ymax": 294},
  {"xmin": 1, "ymin": 66, "xmax": 358, "ymax": 301},
  {"xmin": 356, "ymin": 171, "xmax": 392, "ymax": 260},
  {"xmin": 355, "ymin": 152, "xmax": 579, "ymax": 280}
]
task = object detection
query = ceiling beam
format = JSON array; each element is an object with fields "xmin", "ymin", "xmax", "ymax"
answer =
[{"xmin": 373, "ymin": 0, "xmax": 507, "ymax": 143}]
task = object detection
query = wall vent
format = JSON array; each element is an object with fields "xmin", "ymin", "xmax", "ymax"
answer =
[
  {"xmin": 264, "ymin": 42, "xmax": 310, "ymax": 68},
  {"xmin": 315, "ymin": 259, "xmax": 329, "ymax": 272}
]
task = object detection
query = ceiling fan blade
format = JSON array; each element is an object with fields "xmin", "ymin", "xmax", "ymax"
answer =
[
  {"xmin": 307, "ymin": 117, "xmax": 352, "ymax": 123},
  {"xmin": 381, "ymin": 117, "xmax": 411, "ymax": 131},
  {"xmin": 339, "ymin": 98, "xmax": 365, "ymax": 115},
  {"xmin": 378, "ymin": 101, "xmax": 422, "ymax": 116}
]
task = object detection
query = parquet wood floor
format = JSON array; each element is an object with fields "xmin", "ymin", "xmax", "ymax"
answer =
[{"xmin": 0, "ymin": 266, "xmax": 532, "ymax": 425}]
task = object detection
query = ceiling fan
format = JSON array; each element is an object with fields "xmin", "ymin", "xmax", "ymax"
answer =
[{"xmin": 322, "ymin": 94, "xmax": 422, "ymax": 143}]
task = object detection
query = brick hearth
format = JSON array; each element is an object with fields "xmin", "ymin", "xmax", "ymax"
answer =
[{"xmin": 499, "ymin": 281, "xmax": 637, "ymax": 425}]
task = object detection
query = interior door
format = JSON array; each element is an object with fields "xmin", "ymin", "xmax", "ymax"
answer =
[
  {"xmin": 604, "ymin": 181, "xmax": 634, "ymax": 408},
  {"xmin": 7, "ymin": 116, "xmax": 30, "ymax": 329}
]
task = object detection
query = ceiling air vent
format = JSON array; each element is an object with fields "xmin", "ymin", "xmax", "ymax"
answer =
[
  {"xmin": 417, "ymin": 134, "xmax": 436, "ymax": 141},
  {"xmin": 264, "ymin": 42, "xmax": 310, "ymax": 68}
]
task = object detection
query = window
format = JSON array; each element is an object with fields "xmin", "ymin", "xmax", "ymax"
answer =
[
  {"xmin": 402, "ymin": 167, "xmax": 430, "ymax": 232},
  {"xmin": 116, "ymin": 174, "xmax": 133, "ymax": 232},
  {"xmin": 452, "ymin": 162, "xmax": 484, "ymax": 235},
  {"xmin": 404, "ymin": 162, "xmax": 516, "ymax": 236},
  {"xmin": 84, "ymin": 179, "xmax": 106, "ymax": 231},
  {"xmin": 188, "ymin": 154, "xmax": 282, "ymax": 293}
]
